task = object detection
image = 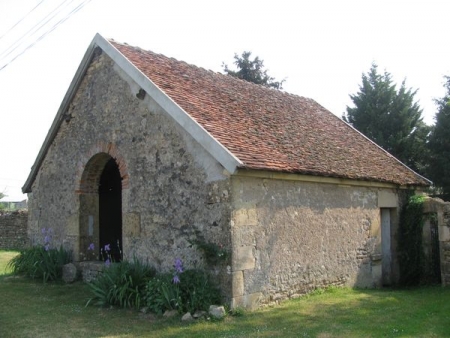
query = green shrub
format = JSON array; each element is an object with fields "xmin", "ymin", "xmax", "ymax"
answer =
[
  {"xmin": 144, "ymin": 268, "xmax": 221, "ymax": 315},
  {"xmin": 145, "ymin": 273, "xmax": 181, "ymax": 314},
  {"xmin": 7, "ymin": 245, "xmax": 72, "ymax": 282},
  {"xmin": 178, "ymin": 269, "xmax": 221, "ymax": 313},
  {"xmin": 86, "ymin": 257, "xmax": 156, "ymax": 309},
  {"xmin": 398, "ymin": 194, "xmax": 426, "ymax": 286}
]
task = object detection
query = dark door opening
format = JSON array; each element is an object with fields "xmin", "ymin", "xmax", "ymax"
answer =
[{"xmin": 99, "ymin": 158, "xmax": 122, "ymax": 262}]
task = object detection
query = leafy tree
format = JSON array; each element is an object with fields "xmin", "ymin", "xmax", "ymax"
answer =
[
  {"xmin": 343, "ymin": 64, "xmax": 429, "ymax": 174},
  {"xmin": 427, "ymin": 76, "xmax": 450, "ymax": 199},
  {"xmin": 222, "ymin": 51, "xmax": 285, "ymax": 89}
]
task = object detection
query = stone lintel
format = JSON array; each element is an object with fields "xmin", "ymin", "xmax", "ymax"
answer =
[{"xmin": 378, "ymin": 190, "xmax": 397, "ymax": 208}]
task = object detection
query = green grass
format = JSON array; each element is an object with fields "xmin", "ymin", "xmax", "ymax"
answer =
[
  {"xmin": 1, "ymin": 251, "xmax": 450, "ymax": 337},
  {"xmin": 0, "ymin": 250, "xmax": 19, "ymax": 275}
]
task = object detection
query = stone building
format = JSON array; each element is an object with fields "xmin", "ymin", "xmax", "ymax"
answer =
[{"xmin": 22, "ymin": 34, "xmax": 430, "ymax": 308}]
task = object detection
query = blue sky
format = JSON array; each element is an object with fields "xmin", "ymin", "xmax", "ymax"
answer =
[{"xmin": 0, "ymin": 0, "xmax": 449, "ymax": 201}]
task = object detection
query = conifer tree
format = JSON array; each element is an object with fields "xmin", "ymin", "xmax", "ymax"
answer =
[
  {"xmin": 343, "ymin": 64, "xmax": 429, "ymax": 174},
  {"xmin": 427, "ymin": 76, "xmax": 450, "ymax": 199},
  {"xmin": 222, "ymin": 51, "xmax": 285, "ymax": 89}
]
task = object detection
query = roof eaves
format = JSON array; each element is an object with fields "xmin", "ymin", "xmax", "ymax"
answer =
[{"xmin": 339, "ymin": 116, "xmax": 432, "ymax": 187}]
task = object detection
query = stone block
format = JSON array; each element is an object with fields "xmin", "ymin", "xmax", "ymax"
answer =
[
  {"xmin": 123, "ymin": 212, "xmax": 140, "ymax": 237},
  {"xmin": 79, "ymin": 261, "xmax": 105, "ymax": 282},
  {"xmin": 209, "ymin": 305, "xmax": 226, "ymax": 319},
  {"xmin": 232, "ymin": 246, "xmax": 255, "ymax": 271},
  {"xmin": 232, "ymin": 271, "xmax": 244, "ymax": 296},
  {"xmin": 233, "ymin": 207, "xmax": 257, "ymax": 226},
  {"xmin": 439, "ymin": 226, "xmax": 450, "ymax": 242},
  {"xmin": 62, "ymin": 263, "xmax": 78, "ymax": 283},
  {"xmin": 181, "ymin": 312, "xmax": 193, "ymax": 322},
  {"xmin": 231, "ymin": 292, "xmax": 263, "ymax": 310},
  {"xmin": 378, "ymin": 190, "xmax": 397, "ymax": 208}
]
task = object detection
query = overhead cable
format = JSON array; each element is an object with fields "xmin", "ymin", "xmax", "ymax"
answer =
[
  {"xmin": 0, "ymin": 0, "xmax": 92, "ymax": 71},
  {"xmin": 0, "ymin": 0, "xmax": 46, "ymax": 41}
]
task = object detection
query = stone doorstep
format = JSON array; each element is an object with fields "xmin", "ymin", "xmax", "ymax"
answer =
[{"xmin": 77, "ymin": 261, "xmax": 105, "ymax": 282}]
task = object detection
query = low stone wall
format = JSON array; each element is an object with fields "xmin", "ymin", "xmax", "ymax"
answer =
[{"xmin": 0, "ymin": 210, "xmax": 29, "ymax": 249}]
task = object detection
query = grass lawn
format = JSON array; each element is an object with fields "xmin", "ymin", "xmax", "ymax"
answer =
[{"xmin": 1, "ymin": 251, "xmax": 450, "ymax": 337}]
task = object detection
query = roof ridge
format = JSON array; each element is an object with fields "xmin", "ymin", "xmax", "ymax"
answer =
[
  {"xmin": 100, "ymin": 37, "xmax": 432, "ymax": 187},
  {"xmin": 108, "ymin": 39, "xmax": 313, "ymax": 103}
]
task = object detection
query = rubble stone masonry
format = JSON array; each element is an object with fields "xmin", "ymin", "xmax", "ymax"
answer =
[
  {"xmin": 0, "ymin": 210, "xmax": 28, "ymax": 249},
  {"xmin": 27, "ymin": 50, "xmax": 232, "ymax": 295}
]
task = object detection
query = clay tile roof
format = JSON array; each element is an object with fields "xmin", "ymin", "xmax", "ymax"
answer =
[{"xmin": 110, "ymin": 40, "xmax": 429, "ymax": 187}]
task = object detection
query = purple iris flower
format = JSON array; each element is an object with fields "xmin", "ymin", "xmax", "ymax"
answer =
[
  {"xmin": 88, "ymin": 243, "xmax": 95, "ymax": 251},
  {"xmin": 105, "ymin": 259, "xmax": 111, "ymax": 267},
  {"xmin": 104, "ymin": 244, "xmax": 110, "ymax": 252},
  {"xmin": 173, "ymin": 275, "xmax": 180, "ymax": 284},
  {"xmin": 174, "ymin": 258, "xmax": 183, "ymax": 273}
]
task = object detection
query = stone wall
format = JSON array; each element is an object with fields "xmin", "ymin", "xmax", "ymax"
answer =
[
  {"xmin": 27, "ymin": 50, "xmax": 232, "ymax": 295},
  {"xmin": 0, "ymin": 210, "xmax": 29, "ymax": 249},
  {"xmin": 229, "ymin": 176, "xmax": 398, "ymax": 308},
  {"xmin": 423, "ymin": 197, "xmax": 450, "ymax": 286}
]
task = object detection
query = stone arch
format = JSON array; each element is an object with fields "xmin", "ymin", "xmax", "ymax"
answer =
[
  {"xmin": 76, "ymin": 141, "xmax": 129, "ymax": 194},
  {"xmin": 76, "ymin": 142, "xmax": 128, "ymax": 262}
]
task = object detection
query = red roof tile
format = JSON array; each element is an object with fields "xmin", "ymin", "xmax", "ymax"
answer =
[{"xmin": 110, "ymin": 41, "xmax": 429, "ymax": 187}]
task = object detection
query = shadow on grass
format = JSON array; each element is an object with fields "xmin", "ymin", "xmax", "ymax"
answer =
[{"xmin": 1, "ymin": 278, "xmax": 449, "ymax": 338}]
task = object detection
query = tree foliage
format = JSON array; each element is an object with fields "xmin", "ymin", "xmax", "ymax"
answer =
[
  {"xmin": 398, "ymin": 193, "xmax": 426, "ymax": 286},
  {"xmin": 343, "ymin": 64, "xmax": 429, "ymax": 174},
  {"xmin": 222, "ymin": 51, "xmax": 285, "ymax": 89},
  {"xmin": 427, "ymin": 76, "xmax": 450, "ymax": 199}
]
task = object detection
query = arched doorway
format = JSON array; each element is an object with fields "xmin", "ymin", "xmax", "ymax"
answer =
[
  {"xmin": 78, "ymin": 150, "xmax": 126, "ymax": 262},
  {"xmin": 99, "ymin": 158, "xmax": 123, "ymax": 261}
]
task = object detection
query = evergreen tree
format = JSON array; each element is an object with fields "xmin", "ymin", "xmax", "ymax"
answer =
[
  {"xmin": 343, "ymin": 64, "xmax": 429, "ymax": 174},
  {"xmin": 427, "ymin": 76, "xmax": 450, "ymax": 199},
  {"xmin": 222, "ymin": 51, "xmax": 285, "ymax": 89}
]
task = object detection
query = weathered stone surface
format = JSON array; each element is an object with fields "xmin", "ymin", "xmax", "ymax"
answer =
[
  {"xmin": 26, "ymin": 51, "xmax": 232, "ymax": 296},
  {"xmin": 232, "ymin": 271, "xmax": 244, "ymax": 297},
  {"xmin": 230, "ymin": 176, "xmax": 385, "ymax": 307},
  {"xmin": 232, "ymin": 246, "xmax": 255, "ymax": 271},
  {"xmin": 0, "ymin": 210, "xmax": 28, "ymax": 249},
  {"xmin": 378, "ymin": 190, "xmax": 398, "ymax": 208},
  {"xmin": 62, "ymin": 263, "xmax": 78, "ymax": 283},
  {"xmin": 192, "ymin": 310, "xmax": 207, "ymax": 319},
  {"xmin": 209, "ymin": 305, "xmax": 226, "ymax": 319},
  {"xmin": 181, "ymin": 312, "xmax": 193, "ymax": 321},
  {"xmin": 79, "ymin": 261, "xmax": 104, "ymax": 282},
  {"xmin": 231, "ymin": 292, "xmax": 262, "ymax": 310},
  {"xmin": 163, "ymin": 309, "xmax": 178, "ymax": 318}
]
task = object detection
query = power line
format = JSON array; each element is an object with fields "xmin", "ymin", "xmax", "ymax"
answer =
[
  {"xmin": 0, "ymin": 0, "xmax": 46, "ymax": 41},
  {"xmin": 0, "ymin": 0, "xmax": 93, "ymax": 71},
  {"xmin": 0, "ymin": 0, "xmax": 76, "ymax": 60}
]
